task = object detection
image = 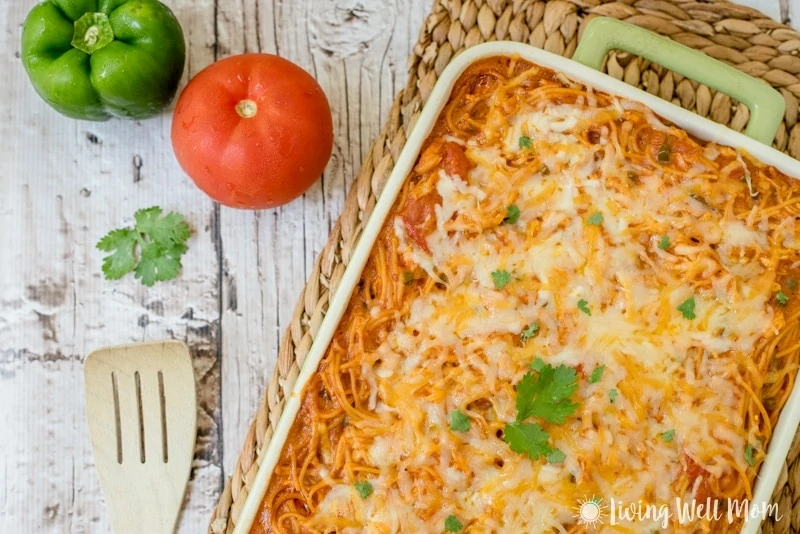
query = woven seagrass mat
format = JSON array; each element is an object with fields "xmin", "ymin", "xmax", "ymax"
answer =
[{"xmin": 209, "ymin": 1, "xmax": 800, "ymax": 532}]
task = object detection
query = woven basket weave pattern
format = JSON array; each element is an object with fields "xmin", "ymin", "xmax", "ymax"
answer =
[{"xmin": 209, "ymin": 1, "xmax": 800, "ymax": 532}]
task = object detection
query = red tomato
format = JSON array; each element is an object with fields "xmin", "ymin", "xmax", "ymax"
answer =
[{"xmin": 171, "ymin": 54, "xmax": 333, "ymax": 209}]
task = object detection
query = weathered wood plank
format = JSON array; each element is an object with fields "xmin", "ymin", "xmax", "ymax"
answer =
[
  {"xmin": 0, "ymin": 0, "xmax": 223, "ymax": 532},
  {"xmin": 217, "ymin": 0, "xmax": 431, "ymax": 477}
]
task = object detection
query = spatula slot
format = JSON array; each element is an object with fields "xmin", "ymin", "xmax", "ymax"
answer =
[
  {"xmin": 158, "ymin": 370, "xmax": 168, "ymax": 463},
  {"xmin": 111, "ymin": 371, "xmax": 122, "ymax": 464},
  {"xmin": 135, "ymin": 371, "xmax": 146, "ymax": 463}
]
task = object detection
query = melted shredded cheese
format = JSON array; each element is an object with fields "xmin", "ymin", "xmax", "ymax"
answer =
[{"xmin": 263, "ymin": 59, "xmax": 800, "ymax": 534}]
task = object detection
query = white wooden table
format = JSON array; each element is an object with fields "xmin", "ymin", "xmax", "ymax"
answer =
[{"xmin": 1, "ymin": 0, "xmax": 796, "ymax": 532}]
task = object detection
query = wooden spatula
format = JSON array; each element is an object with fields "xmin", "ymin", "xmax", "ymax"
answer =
[{"xmin": 84, "ymin": 340, "xmax": 197, "ymax": 534}]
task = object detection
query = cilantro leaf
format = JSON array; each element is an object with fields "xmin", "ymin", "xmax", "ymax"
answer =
[
  {"xmin": 503, "ymin": 204, "xmax": 520, "ymax": 225},
  {"xmin": 660, "ymin": 429, "xmax": 675, "ymax": 443},
  {"xmin": 515, "ymin": 365, "xmax": 579, "ymax": 424},
  {"xmin": 588, "ymin": 365, "xmax": 605, "ymax": 384},
  {"xmin": 134, "ymin": 242, "xmax": 187, "ymax": 287},
  {"xmin": 586, "ymin": 211, "xmax": 604, "ymax": 226},
  {"xmin": 529, "ymin": 357, "xmax": 546, "ymax": 372},
  {"xmin": 547, "ymin": 448, "xmax": 566, "ymax": 464},
  {"xmin": 521, "ymin": 322, "xmax": 539, "ymax": 343},
  {"xmin": 744, "ymin": 444, "xmax": 756, "ymax": 467},
  {"xmin": 445, "ymin": 514, "xmax": 463, "ymax": 532},
  {"xmin": 578, "ymin": 299, "xmax": 591, "ymax": 316},
  {"xmin": 776, "ymin": 291, "xmax": 789, "ymax": 306},
  {"xmin": 450, "ymin": 410, "xmax": 470, "ymax": 433},
  {"xmin": 518, "ymin": 136, "xmax": 532, "ymax": 149},
  {"xmin": 97, "ymin": 229, "xmax": 138, "ymax": 280},
  {"xmin": 677, "ymin": 296, "xmax": 696, "ymax": 320},
  {"xmin": 97, "ymin": 207, "xmax": 190, "ymax": 287},
  {"xmin": 658, "ymin": 235, "xmax": 671, "ymax": 250},
  {"xmin": 134, "ymin": 207, "xmax": 190, "ymax": 246},
  {"xmin": 354, "ymin": 480, "xmax": 373, "ymax": 499},
  {"xmin": 492, "ymin": 270, "xmax": 511, "ymax": 290},
  {"xmin": 609, "ymin": 389, "xmax": 618, "ymax": 403},
  {"xmin": 504, "ymin": 421, "xmax": 553, "ymax": 460}
]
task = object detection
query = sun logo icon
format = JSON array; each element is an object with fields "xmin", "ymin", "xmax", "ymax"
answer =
[{"xmin": 575, "ymin": 496, "xmax": 606, "ymax": 528}]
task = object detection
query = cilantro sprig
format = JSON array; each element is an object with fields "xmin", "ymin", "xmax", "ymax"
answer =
[
  {"xmin": 776, "ymin": 291, "xmax": 790, "ymax": 306},
  {"xmin": 450, "ymin": 410, "xmax": 470, "ymax": 432},
  {"xmin": 588, "ymin": 365, "xmax": 605, "ymax": 384},
  {"xmin": 521, "ymin": 322, "xmax": 539, "ymax": 344},
  {"xmin": 492, "ymin": 269, "xmax": 511, "ymax": 290},
  {"xmin": 677, "ymin": 296, "xmax": 696, "ymax": 320},
  {"xmin": 97, "ymin": 207, "xmax": 190, "ymax": 287},
  {"xmin": 504, "ymin": 362, "xmax": 579, "ymax": 462},
  {"xmin": 586, "ymin": 211, "xmax": 604, "ymax": 226},
  {"xmin": 744, "ymin": 444, "xmax": 756, "ymax": 467},
  {"xmin": 503, "ymin": 204, "xmax": 520, "ymax": 225},
  {"xmin": 445, "ymin": 514, "xmax": 463, "ymax": 532},
  {"xmin": 354, "ymin": 480, "xmax": 373, "ymax": 499}
]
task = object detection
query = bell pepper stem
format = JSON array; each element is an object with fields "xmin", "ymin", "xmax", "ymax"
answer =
[{"xmin": 72, "ymin": 13, "xmax": 114, "ymax": 55}]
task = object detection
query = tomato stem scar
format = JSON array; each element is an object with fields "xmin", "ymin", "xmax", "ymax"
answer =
[{"xmin": 236, "ymin": 99, "xmax": 258, "ymax": 118}]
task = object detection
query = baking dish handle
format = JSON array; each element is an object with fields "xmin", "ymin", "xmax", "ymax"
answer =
[{"xmin": 572, "ymin": 17, "xmax": 785, "ymax": 146}]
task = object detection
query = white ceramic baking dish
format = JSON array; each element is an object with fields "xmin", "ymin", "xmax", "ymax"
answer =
[{"xmin": 234, "ymin": 17, "xmax": 800, "ymax": 534}]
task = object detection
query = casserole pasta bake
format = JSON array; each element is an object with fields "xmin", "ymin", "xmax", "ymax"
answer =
[{"xmin": 251, "ymin": 57, "xmax": 800, "ymax": 533}]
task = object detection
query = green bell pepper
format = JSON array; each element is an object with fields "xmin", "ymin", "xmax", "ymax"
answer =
[{"xmin": 21, "ymin": 0, "xmax": 186, "ymax": 121}]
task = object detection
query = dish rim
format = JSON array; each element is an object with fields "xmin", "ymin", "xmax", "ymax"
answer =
[{"xmin": 233, "ymin": 41, "xmax": 800, "ymax": 534}]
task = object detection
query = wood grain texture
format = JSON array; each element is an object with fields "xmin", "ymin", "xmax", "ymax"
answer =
[
  {"xmin": 1, "ymin": 0, "xmax": 429, "ymax": 531},
  {"xmin": 0, "ymin": 0, "xmax": 790, "ymax": 532}
]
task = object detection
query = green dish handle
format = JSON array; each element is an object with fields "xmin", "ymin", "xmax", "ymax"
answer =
[{"xmin": 572, "ymin": 17, "xmax": 785, "ymax": 146}]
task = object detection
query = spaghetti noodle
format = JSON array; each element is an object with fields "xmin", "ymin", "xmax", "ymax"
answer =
[{"xmin": 251, "ymin": 57, "xmax": 800, "ymax": 533}]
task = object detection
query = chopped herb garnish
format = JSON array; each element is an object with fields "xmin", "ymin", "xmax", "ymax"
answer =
[
  {"xmin": 403, "ymin": 271, "xmax": 415, "ymax": 285},
  {"xmin": 586, "ymin": 211, "xmax": 604, "ymax": 226},
  {"xmin": 504, "ymin": 363, "xmax": 580, "ymax": 461},
  {"xmin": 744, "ymin": 444, "xmax": 756, "ymax": 467},
  {"xmin": 530, "ymin": 357, "xmax": 546, "ymax": 372},
  {"xmin": 588, "ymin": 365, "xmax": 605, "ymax": 384},
  {"xmin": 658, "ymin": 235, "xmax": 671, "ymax": 250},
  {"xmin": 504, "ymin": 421, "xmax": 553, "ymax": 460},
  {"xmin": 450, "ymin": 410, "xmax": 470, "ymax": 433},
  {"xmin": 547, "ymin": 448, "xmax": 566, "ymax": 464},
  {"xmin": 444, "ymin": 514, "xmax": 463, "ymax": 532},
  {"xmin": 503, "ymin": 204, "xmax": 520, "ymax": 225},
  {"xmin": 787, "ymin": 278, "xmax": 798, "ymax": 290},
  {"xmin": 518, "ymin": 135, "xmax": 532, "ymax": 149},
  {"xmin": 677, "ymin": 296, "xmax": 696, "ymax": 320},
  {"xmin": 97, "ymin": 206, "xmax": 191, "ymax": 287},
  {"xmin": 515, "ymin": 364, "xmax": 579, "ymax": 424},
  {"xmin": 660, "ymin": 429, "xmax": 675, "ymax": 443},
  {"xmin": 521, "ymin": 322, "xmax": 540, "ymax": 343},
  {"xmin": 492, "ymin": 269, "xmax": 511, "ymax": 290},
  {"xmin": 657, "ymin": 139, "xmax": 671, "ymax": 163},
  {"xmin": 354, "ymin": 480, "xmax": 373, "ymax": 499},
  {"xmin": 578, "ymin": 299, "xmax": 591, "ymax": 316},
  {"xmin": 776, "ymin": 291, "xmax": 790, "ymax": 306},
  {"xmin": 609, "ymin": 389, "xmax": 618, "ymax": 403}
]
